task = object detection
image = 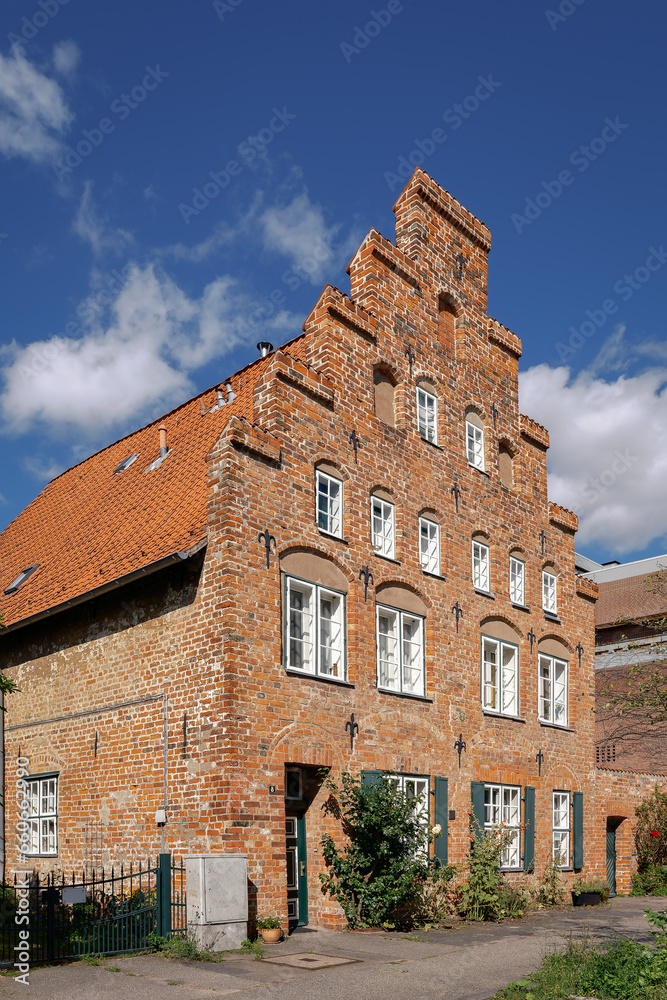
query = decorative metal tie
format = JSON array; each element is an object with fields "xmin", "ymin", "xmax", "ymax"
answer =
[
  {"xmin": 349, "ymin": 428, "xmax": 360, "ymax": 463},
  {"xmin": 345, "ymin": 713, "xmax": 359, "ymax": 752},
  {"xmin": 359, "ymin": 566, "xmax": 374, "ymax": 602},
  {"xmin": 527, "ymin": 627, "xmax": 536, "ymax": 652},
  {"xmin": 94, "ymin": 731, "xmax": 98, "ymax": 758},
  {"xmin": 576, "ymin": 642, "xmax": 584, "ymax": 667},
  {"xmin": 452, "ymin": 601, "xmax": 464, "ymax": 633},
  {"xmin": 451, "ymin": 482, "xmax": 463, "ymax": 513},
  {"xmin": 456, "ymin": 253, "xmax": 465, "ymax": 280},
  {"xmin": 405, "ymin": 344, "xmax": 416, "ymax": 377},
  {"xmin": 539, "ymin": 529, "xmax": 547, "ymax": 555},
  {"xmin": 258, "ymin": 528, "xmax": 276, "ymax": 568},
  {"xmin": 536, "ymin": 749, "xmax": 544, "ymax": 776},
  {"xmin": 490, "ymin": 402, "xmax": 498, "ymax": 428},
  {"xmin": 454, "ymin": 733, "xmax": 467, "ymax": 768}
]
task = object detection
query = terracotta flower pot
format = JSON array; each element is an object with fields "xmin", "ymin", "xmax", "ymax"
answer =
[{"xmin": 260, "ymin": 927, "xmax": 282, "ymax": 944}]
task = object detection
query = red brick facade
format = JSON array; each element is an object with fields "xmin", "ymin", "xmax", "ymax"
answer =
[{"xmin": 1, "ymin": 170, "xmax": 661, "ymax": 924}]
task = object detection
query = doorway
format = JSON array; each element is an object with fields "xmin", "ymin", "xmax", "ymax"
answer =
[
  {"xmin": 284, "ymin": 765, "xmax": 326, "ymax": 932},
  {"xmin": 606, "ymin": 817, "xmax": 623, "ymax": 897}
]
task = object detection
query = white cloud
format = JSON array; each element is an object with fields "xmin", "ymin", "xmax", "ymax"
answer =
[
  {"xmin": 259, "ymin": 191, "xmax": 359, "ymax": 284},
  {"xmin": 0, "ymin": 263, "xmax": 299, "ymax": 438},
  {"xmin": 72, "ymin": 181, "xmax": 133, "ymax": 256},
  {"xmin": 23, "ymin": 455, "xmax": 63, "ymax": 482},
  {"xmin": 53, "ymin": 40, "xmax": 81, "ymax": 77},
  {"xmin": 159, "ymin": 221, "xmax": 235, "ymax": 263},
  {"xmin": 519, "ymin": 361, "xmax": 667, "ymax": 554},
  {"xmin": 0, "ymin": 45, "xmax": 73, "ymax": 163}
]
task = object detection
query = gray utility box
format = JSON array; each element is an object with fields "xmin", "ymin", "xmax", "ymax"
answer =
[{"xmin": 184, "ymin": 854, "xmax": 248, "ymax": 951}]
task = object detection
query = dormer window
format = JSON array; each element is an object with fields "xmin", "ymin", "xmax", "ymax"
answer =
[
  {"xmin": 4, "ymin": 564, "xmax": 39, "ymax": 595},
  {"xmin": 113, "ymin": 454, "xmax": 138, "ymax": 475}
]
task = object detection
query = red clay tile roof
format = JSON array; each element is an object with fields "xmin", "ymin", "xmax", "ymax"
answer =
[
  {"xmin": 596, "ymin": 573, "xmax": 667, "ymax": 627},
  {"xmin": 0, "ymin": 337, "xmax": 307, "ymax": 631}
]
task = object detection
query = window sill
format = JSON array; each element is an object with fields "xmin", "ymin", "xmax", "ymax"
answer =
[
  {"xmin": 538, "ymin": 720, "xmax": 574, "ymax": 732},
  {"xmin": 377, "ymin": 687, "xmax": 433, "ymax": 703},
  {"xmin": 422, "ymin": 569, "xmax": 446, "ymax": 581},
  {"xmin": 419, "ymin": 435, "xmax": 443, "ymax": 451},
  {"xmin": 474, "ymin": 587, "xmax": 496, "ymax": 599},
  {"xmin": 285, "ymin": 669, "xmax": 355, "ymax": 689},
  {"xmin": 543, "ymin": 612, "xmax": 561, "ymax": 624},
  {"xmin": 500, "ymin": 867, "xmax": 525, "ymax": 873},
  {"xmin": 468, "ymin": 463, "xmax": 489, "ymax": 477},
  {"xmin": 482, "ymin": 709, "xmax": 526, "ymax": 724},
  {"xmin": 318, "ymin": 529, "xmax": 349, "ymax": 545},
  {"xmin": 373, "ymin": 552, "xmax": 401, "ymax": 565},
  {"xmin": 511, "ymin": 602, "xmax": 531, "ymax": 613}
]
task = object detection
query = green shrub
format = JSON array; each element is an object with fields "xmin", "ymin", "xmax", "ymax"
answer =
[
  {"xmin": 636, "ymin": 785, "xmax": 667, "ymax": 872},
  {"xmin": 572, "ymin": 872, "xmax": 609, "ymax": 896},
  {"xmin": 150, "ymin": 932, "xmax": 224, "ymax": 963},
  {"xmin": 255, "ymin": 915, "xmax": 281, "ymax": 929},
  {"xmin": 538, "ymin": 853, "xmax": 567, "ymax": 906},
  {"xmin": 631, "ymin": 865, "xmax": 667, "ymax": 896},
  {"xmin": 409, "ymin": 863, "xmax": 458, "ymax": 926},
  {"xmin": 457, "ymin": 819, "xmax": 520, "ymax": 922},
  {"xmin": 319, "ymin": 771, "xmax": 433, "ymax": 928}
]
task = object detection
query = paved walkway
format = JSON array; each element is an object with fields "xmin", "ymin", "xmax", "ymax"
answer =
[{"xmin": 0, "ymin": 897, "xmax": 663, "ymax": 1000}]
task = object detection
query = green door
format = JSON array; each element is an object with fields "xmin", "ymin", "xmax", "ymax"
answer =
[
  {"xmin": 606, "ymin": 824, "xmax": 617, "ymax": 897},
  {"xmin": 285, "ymin": 813, "xmax": 308, "ymax": 929}
]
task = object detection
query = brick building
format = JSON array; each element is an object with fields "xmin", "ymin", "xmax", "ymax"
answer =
[{"xmin": 1, "ymin": 168, "xmax": 632, "ymax": 925}]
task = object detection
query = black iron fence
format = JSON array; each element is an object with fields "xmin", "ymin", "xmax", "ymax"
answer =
[{"xmin": 0, "ymin": 854, "xmax": 186, "ymax": 966}]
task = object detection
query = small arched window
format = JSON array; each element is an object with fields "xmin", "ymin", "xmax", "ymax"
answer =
[
  {"xmin": 465, "ymin": 411, "xmax": 485, "ymax": 470},
  {"xmin": 498, "ymin": 445, "xmax": 513, "ymax": 488},
  {"xmin": 438, "ymin": 294, "xmax": 456, "ymax": 354},
  {"xmin": 373, "ymin": 370, "xmax": 396, "ymax": 428}
]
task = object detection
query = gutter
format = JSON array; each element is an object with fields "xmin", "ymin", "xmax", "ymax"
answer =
[{"xmin": 0, "ymin": 537, "xmax": 207, "ymax": 637}]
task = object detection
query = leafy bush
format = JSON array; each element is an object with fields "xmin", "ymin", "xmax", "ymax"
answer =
[
  {"xmin": 631, "ymin": 865, "xmax": 667, "ymax": 896},
  {"xmin": 572, "ymin": 872, "xmax": 609, "ymax": 896},
  {"xmin": 319, "ymin": 771, "xmax": 433, "ymax": 928},
  {"xmin": 636, "ymin": 785, "xmax": 667, "ymax": 871},
  {"xmin": 457, "ymin": 819, "xmax": 520, "ymax": 922},
  {"xmin": 150, "ymin": 932, "xmax": 224, "ymax": 962},
  {"xmin": 537, "ymin": 853, "xmax": 567, "ymax": 906},
  {"xmin": 409, "ymin": 864, "xmax": 458, "ymax": 926}
]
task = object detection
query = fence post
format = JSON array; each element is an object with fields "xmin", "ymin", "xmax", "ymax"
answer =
[
  {"xmin": 44, "ymin": 886, "xmax": 59, "ymax": 963},
  {"xmin": 158, "ymin": 854, "xmax": 171, "ymax": 939}
]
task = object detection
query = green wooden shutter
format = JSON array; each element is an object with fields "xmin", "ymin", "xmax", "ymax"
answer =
[
  {"xmin": 361, "ymin": 769, "xmax": 383, "ymax": 787},
  {"xmin": 523, "ymin": 786, "xmax": 535, "ymax": 871},
  {"xmin": 471, "ymin": 781, "xmax": 485, "ymax": 839},
  {"xmin": 573, "ymin": 792, "xmax": 584, "ymax": 869},
  {"xmin": 433, "ymin": 777, "xmax": 448, "ymax": 866}
]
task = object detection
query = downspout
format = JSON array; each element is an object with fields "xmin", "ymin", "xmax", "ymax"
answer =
[{"xmin": 0, "ymin": 689, "xmax": 4, "ymax": 881}]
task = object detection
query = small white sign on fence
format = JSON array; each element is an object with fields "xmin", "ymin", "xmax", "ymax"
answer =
[{"xmin": 62, "ymin": 886, "xmax": 87, "ymax": 905}]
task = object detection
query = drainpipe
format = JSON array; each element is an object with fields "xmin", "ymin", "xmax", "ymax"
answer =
[{"xmin": 0, "ymin": 690, "xmax": 4, "ymax": 880}]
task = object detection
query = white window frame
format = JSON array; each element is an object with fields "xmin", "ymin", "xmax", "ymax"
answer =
[
  {"xmin": 385, "ymin": 773, "xmax": 430, "ymax": 851},
  {"xmin": 316, "ymin": 470, "xmax": 343, "ymax": 538},
  {"xmin": 285, "ymin": 576, "xmax": 346, "ymax": 681},
  {"xmin": 466, "ymin": 419, "xmax": 485, "ymax": 470},
  {"xmin": 553, "ymin": 791, "xmax": 571, "ymax": 868},
  {"xmin": 24, "ymin": 775, "xmax": 58, "ymax": 856},
  {"xmin": 484, "ymin": 783, "xmax": 521, "ymax": 869},
  {"xmin": 542, "ymin": 570, "xmax": 557, "ymax": 614},
  {"xmin": 509, "ymin": 557, "xmax": 525, "ymax": 605},
  {"xmin": 371, "ymin": 496, "xmax": 395, "ymax": 559},
  {"xmin": 376, "ymin": 605, "xmax": 425, "ymax": 697},
  {"xmin": 417, "ymin": 387, "xmax": 437, "ymax": 444},
  {"xmin": 419, "ymin": 517, "xmax": 440, "ymax": 575},
  {"xmin": 481, "ymin": 636, "xmax": 518, "ymax": 717},
  {"xmin": 472, "ymin": 540, "xmax": 490, "ymax": 592},
  {"xmin": 539, "ymin": 654, "xmax": 568, "ymax": 726}
]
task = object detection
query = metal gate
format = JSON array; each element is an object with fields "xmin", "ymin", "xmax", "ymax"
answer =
[{"xmin": 0, "ymin": 854, "xmax": 186, "ymax": 966}]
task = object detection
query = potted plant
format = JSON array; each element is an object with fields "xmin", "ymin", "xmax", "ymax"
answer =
[
  {"xmin": 256, "ymin": 915, "xmax": 282, "ymax": 943},
  {"xmin": 571, "ymin": 874, "xmax": 609, "ymax": 906}
]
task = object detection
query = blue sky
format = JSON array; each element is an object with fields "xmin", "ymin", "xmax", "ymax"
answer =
[{"xmin": 1, "ymin": 0, "xmax": 666, "ymax": 564}]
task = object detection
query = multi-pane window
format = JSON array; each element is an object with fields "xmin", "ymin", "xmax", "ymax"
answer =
[
  {"xmin": 316, "ymin": 470, "xmax": 342, "ymax": 538},
  {"xmin": 539, "ymin": 654, "xmax": 568, "ymax": 725},
  {"xmin": 286, "ymin": 576, "xmax": 346, "ymax": 680},
  {"xmin": 553, "ymin": 791, "xmax": 570, "ymax": 867},
  {"xmin": 484, "ymin": 784, "xmax": 521, "ymax": 869},
  {"xmin": 542, "ymin": 571, "xmax": 557, "ymax": 614},
  {"xmin": 466, "ymin": 420, "xmax": 485, "ymax": 470},
  {"xmin": 371, "ymin": 497, "xmax": 395, "ymax": 559},
  {"xmin": 419, "ymin": 517, "xmax": 440, "ymax": 575},
  {"xmin": 472, "ymin": 540, "xmax": 490, "ymax": 591},
  {"xmin": 377, "ymin": 605, "xmax": 425, "ymax": 696},
  {"xmin": 482, "ymin": 637, "xmax": 518, "ymax": 716},
  {"xmin": 417, "ymin": 388, "xmax": 437, "ymax": 443},
  {"xmin": 385, "ymin": 774, "xmax": 430, "ymax": 849},
  {"xmin": 509, "ymin": 557, "xmax": 525, "ymax": 605},
  {"xmin": 25, "ymin": 776, "xmax": 58, "ymax": 856}
]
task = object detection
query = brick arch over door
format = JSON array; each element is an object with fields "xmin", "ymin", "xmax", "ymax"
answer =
[{"xmin": 267, "ymin": 721, "xmax": 345, "ymax": 771}]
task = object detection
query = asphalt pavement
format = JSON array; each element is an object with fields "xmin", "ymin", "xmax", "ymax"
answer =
[{"xmin": 0, "ymin": 896, "xmax": 663, "ymax": 1000}]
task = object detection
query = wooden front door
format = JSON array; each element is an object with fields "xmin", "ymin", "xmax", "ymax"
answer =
[{"xmin": 285, "ymin": 813, "xmax": 308, "ymax": 930}]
